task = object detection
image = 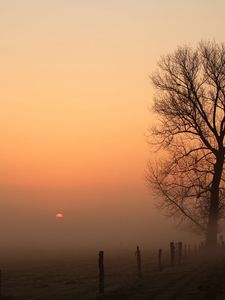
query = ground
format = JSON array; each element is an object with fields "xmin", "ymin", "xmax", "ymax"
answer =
[
  {"xmin": 98, "ymin": 260, "xmax": 225, "ymax": 300},
  {"xmin": 2, "ymin": 252, "xmax": 225, "ymax": 299}
]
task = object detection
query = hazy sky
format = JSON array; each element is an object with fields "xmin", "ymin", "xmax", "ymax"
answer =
[{"xmin": 0, "ymin": 0, "xmax": 224, "ymax": 256}]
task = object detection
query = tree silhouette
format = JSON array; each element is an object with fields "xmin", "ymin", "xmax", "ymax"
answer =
[{"xmin": 147, "ymin": 41, "xmax": 225, "ymax": 248}]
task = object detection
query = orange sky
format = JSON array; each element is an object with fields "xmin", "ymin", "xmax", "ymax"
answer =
[{"xmin": 0, "ymin": 0, "xmax": 224, "ymax": 255}]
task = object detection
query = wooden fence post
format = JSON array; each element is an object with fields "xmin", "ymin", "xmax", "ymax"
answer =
[
  {"xmin": 136, "ymin": 246, "xmax": 142, "ymax": 278},
  {"xmin": 158, "ymin": 248, "xmax": 162, "ymax": 272},
  {"xmin": 98, "ymin": 251, "xmax": 104, "ymax": 294},
  {"xmin": 170, "ymin": 242, "xmax": 175, "ymax": 266},
  {"xmin": 178, "ymin": 242, "xmax": 182, "ymax": 265}
]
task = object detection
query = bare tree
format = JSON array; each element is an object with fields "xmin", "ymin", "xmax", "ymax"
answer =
[{"xmin": 147, "ymin": 41, "xmax": 225, "ymax": 248}]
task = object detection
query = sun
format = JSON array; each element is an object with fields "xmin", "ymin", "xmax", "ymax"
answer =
[{"xmin": 56, "ymin": 212, "xmax": 64, "ymax": 220}]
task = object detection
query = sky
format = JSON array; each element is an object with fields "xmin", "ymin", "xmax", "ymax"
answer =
[{"xmin": 0, "ymin": 0, "xmax": 225, "ymax": 258}]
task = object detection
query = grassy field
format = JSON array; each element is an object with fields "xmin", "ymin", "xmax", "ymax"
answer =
[{"xmin": 2, "ymin": 250, "xmax": 225, "ymax": 299}]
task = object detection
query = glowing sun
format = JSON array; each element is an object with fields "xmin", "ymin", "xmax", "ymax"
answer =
[{"xmin": 56, "ymin": 212, "xmax": 64, "ymax": 220}]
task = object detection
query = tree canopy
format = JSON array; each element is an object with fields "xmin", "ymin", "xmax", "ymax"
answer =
[{"xmin": 147, "ymin": 41, "xmax": 225, "ymax": 247}]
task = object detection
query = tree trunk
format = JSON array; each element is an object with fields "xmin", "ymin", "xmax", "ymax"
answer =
[
  {"xmin": 206, "ymin": 209, "xmax": 218, "ymax": 247},
  {"xmin": 206, "ymin": 154, "xmax": 224, "ymax": 248}
]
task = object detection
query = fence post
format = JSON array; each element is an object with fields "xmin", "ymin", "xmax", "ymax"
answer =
[
  {"xmin": 170, "ymin": 242, "xmax": 175, "ymax": 266},
  {"xmin": 98, "ymin": 251, "xmax": 104, "ymax": 294},
  {"xmin": 158, "ymin": 248, "xmax": 162, "ymax": 272},
  {"xmin": 136, "ymin": 246, "xmax": 142, "ymax": 278},
  {"xmin": 178, "ymin": 242, "xmax": 182, "ymax": 265}
]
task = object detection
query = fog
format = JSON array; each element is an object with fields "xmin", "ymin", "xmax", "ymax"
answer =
[
  {"xmin": 0, "ymin": 0, "xmax": 216, "ymax": 264},
  {"xmin": 0, "ymin": 184, "xmax": 199, "ymax": 263}
]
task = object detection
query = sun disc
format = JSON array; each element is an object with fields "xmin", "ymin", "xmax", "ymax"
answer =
[{"xmin": 56, "ymin": 212, "xmax": 64, "ymax": 219}]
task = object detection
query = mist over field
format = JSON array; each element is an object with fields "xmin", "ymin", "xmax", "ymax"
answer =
[
  {"xmin": 1, "ymin": 1, "xmax": 225, "ymax": 299},
  {"xmin": 0, "ymin": 185, "xmax": 198, "ymax": 263},
  {"xmin": 0, "ymin": 0, "xmax": 223, "ymax": 266}
]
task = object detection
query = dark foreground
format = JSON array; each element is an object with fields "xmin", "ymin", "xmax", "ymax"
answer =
[
  {"xmin": 2, "ymin": 253, "xmax": 225, "ymax": 299},
  {"xmin": 98, "ymin": 261, "xmax": 225, "ymax": 300}
]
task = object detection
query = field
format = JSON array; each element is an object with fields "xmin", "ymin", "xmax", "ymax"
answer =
[{"xmin": 2, "ymin": 249, "xmax": 225, "ymax": 300}]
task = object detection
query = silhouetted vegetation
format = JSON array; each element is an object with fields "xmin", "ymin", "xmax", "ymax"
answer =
[{"xmin": 147, "ymin": 41, "xmax": 225, "ymax": 248}]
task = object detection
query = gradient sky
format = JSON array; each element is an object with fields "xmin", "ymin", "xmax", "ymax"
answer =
[{"xmin": 0, "ymin": 0, "xmax": 225, "ymax": 257}]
